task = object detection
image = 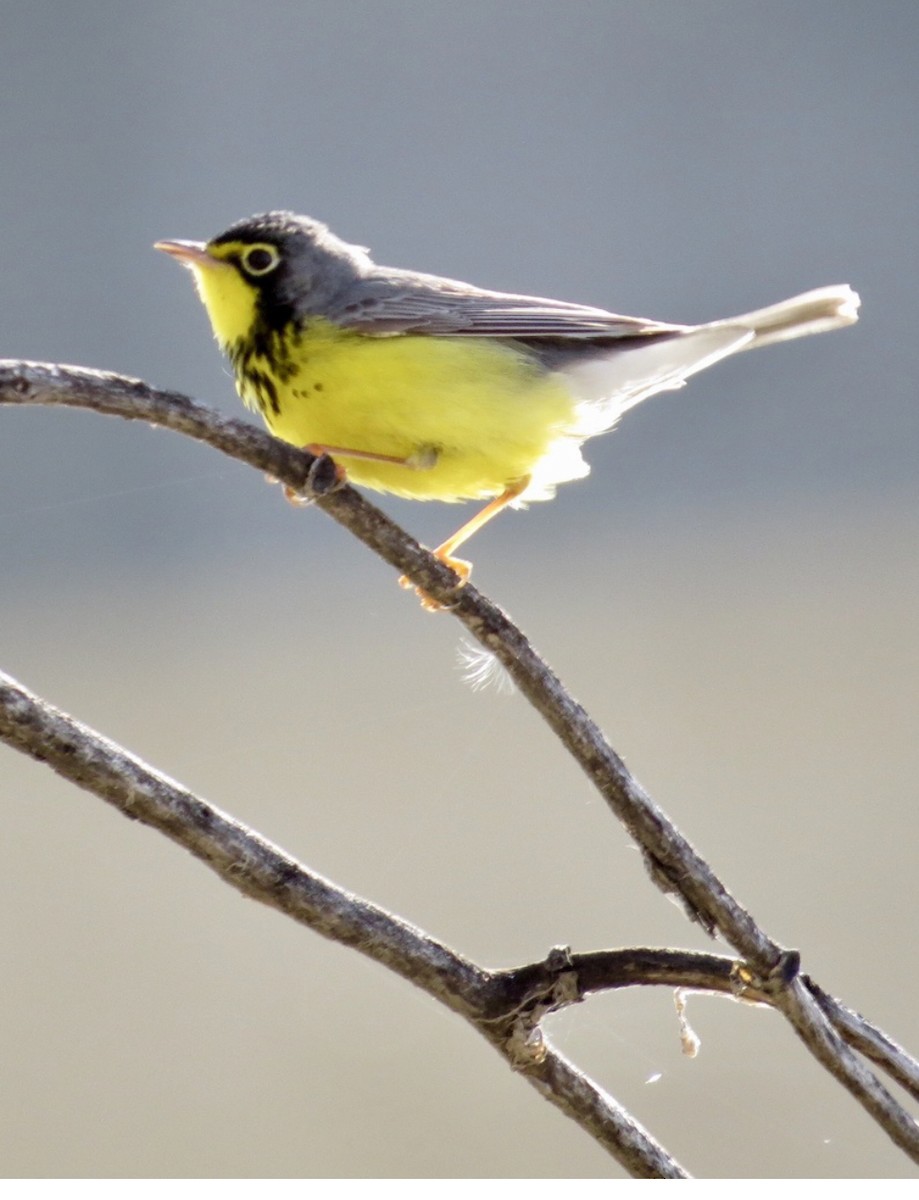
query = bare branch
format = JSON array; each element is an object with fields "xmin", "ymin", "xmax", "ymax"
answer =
[
  {"xmin": 0, "ymin": 667, "xmax": 686, "ymax": 1178},
  {"xmin": 805, "ymin": 980, "xmax": 919, "ymax": 1104},
  {"xmin": 773, "ymin": 978, "xmax": 919, "ymax": 1162},
  {"xmin": 490, "ymin": 950, "xmax": 919, "ymax": 1140},
  {"xmin": 2, "ymin": 361, "xmax": 918, "ymax": 1169},
  {"xmin": 0, "ymin": 361, "xmax": 776, "ymax": 960}
]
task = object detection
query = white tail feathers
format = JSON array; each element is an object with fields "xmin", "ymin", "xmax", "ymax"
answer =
[
  {"xmin": 560, "ymin": 283, "xmax": 860, "ymax": 420},
  {"xmin": 529, "ymin": 282, "xmax": 860, "ymax": 503},
  {"xmin": 723, "ymin": 285, "xmax": 860, "ymax": 352}
]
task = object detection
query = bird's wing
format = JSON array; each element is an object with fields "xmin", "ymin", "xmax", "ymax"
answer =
[{"xmin": 325, "ymin": 268, "xmax": 688, "ymax": 340}]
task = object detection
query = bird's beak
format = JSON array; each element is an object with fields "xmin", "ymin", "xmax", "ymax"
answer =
[{"xmin": 154, "ymin": 239, "xmax": 215, "ymax": 268}]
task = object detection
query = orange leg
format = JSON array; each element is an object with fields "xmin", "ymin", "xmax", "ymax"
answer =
[{"xmin": 400, "ymin": 476, "xmax": 531, "ymax": 610}]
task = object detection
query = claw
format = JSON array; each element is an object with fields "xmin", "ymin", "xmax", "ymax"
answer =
[{"xmin": 399, "ymin": 555, "xmax": 471, "ymax": 612}]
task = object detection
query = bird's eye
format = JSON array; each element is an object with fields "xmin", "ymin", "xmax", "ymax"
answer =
[{"xmin": 240, "ymin": 244, "xmax": 281, "ymax": 276}]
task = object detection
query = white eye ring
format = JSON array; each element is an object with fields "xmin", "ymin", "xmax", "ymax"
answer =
[{"xmin": 240, "ymin": 244, "xmax": 281, "ymax": 276}]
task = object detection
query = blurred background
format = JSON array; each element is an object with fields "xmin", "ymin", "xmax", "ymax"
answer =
[{"xmin": 1, "ymin": 0, "xmax": 917, "ymax": 1179}]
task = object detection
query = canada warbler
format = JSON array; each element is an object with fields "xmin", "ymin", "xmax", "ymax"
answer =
[{"xmin": 156, "ymin": 212, "xmax": 858, "ymax": 600}]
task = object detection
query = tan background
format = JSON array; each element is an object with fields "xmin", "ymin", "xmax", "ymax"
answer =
[{"xmin": 0, "ymin": 0, "xmax": 916, "ymax": 1178}]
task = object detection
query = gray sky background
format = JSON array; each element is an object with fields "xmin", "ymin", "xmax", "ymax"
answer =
[{"xmin": 1, "ymin": 1, "xmax": 917, "ymax": 1179}]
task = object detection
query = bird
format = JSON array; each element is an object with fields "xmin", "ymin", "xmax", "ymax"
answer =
[{"xmin": 156, "ymin": 212, "xmax": 859, "ymax": 604}]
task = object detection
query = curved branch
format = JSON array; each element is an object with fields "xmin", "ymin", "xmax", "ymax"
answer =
[
  {"xmin": 488, "ymin": 948, "xmax": 743, "ymax": 1019},
  {"xmin": 2, "ymin": 362, "xmax": 918, "ymax": 1168}
]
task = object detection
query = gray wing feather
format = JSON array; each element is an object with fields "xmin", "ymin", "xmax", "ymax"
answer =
[{"xmin": 324, "ymin": 267, "xmax": 688, "ymax": 340}]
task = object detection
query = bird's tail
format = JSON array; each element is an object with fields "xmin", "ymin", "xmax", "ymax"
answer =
[
  {"xmin": 726, "ymin": 285, "xmax": 860, "ymax": 352},
  {"xmin": 547, "ymin": 282, "xmax": 861, "ymax": 480}
]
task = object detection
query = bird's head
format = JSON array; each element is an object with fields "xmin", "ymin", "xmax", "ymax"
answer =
[{"xmin": 156, "ymin": 211, "xmax": 369, "ymax": 351}]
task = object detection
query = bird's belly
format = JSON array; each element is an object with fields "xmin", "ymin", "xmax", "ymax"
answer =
[{"xmin": 251, "ymin": 327, "xmax": 582, "ymax": 502}]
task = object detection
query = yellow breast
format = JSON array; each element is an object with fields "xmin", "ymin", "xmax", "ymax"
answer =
[
  {"xmin": 188, "ymin": 248, "xmax": 585, "ymax": 503},
  {"xmin": 242, "ymin": 320, "xmax": 584, "ymax": 503}
]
